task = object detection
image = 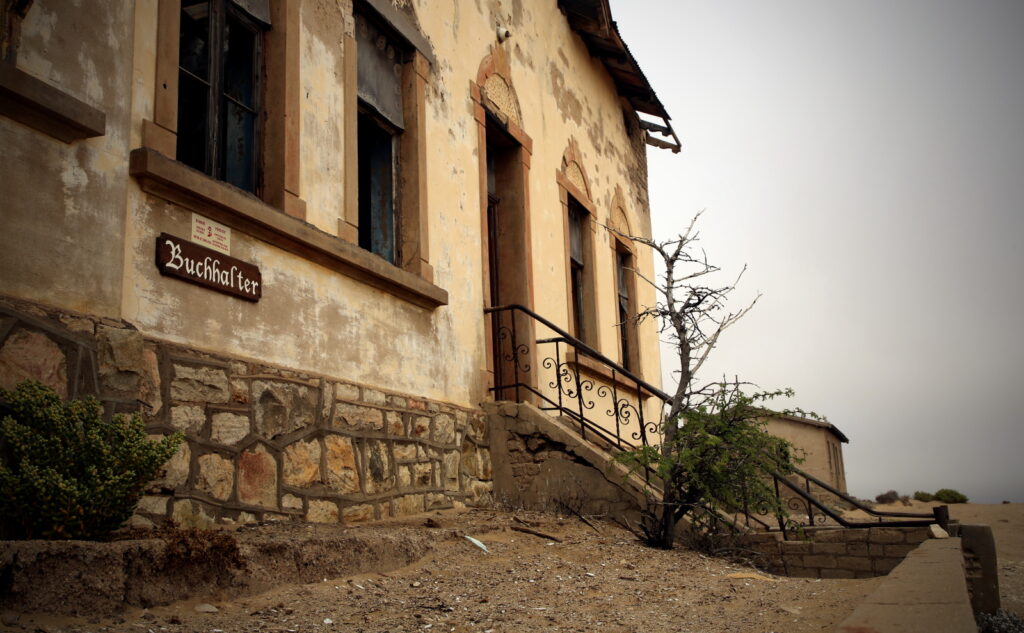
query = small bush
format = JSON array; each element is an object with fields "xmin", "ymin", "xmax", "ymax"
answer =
[
  {"xmin": 978, "ymin": 609, "xmax": 1024, "ymax": 633},
  {"xmin": 0, "ymin": 381, "xmax": 182, "ymax": 540},
  {"xmin": 913, "ymin": 491, "xmax": 935, "ymax": 502},
  {"xmin": 875, "ymin": 489, "xmax": 900, "ymax": 504},
  {"xmin": 933, "ymin": 488, "xmax": 969, "ymax": 504}
]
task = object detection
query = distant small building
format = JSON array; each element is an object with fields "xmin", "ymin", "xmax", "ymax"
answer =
[{"xmin": 763, "ymin": 413, "xmax": 849, "ymax": 494}]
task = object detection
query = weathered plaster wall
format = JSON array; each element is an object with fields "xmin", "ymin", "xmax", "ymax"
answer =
[
  {"xmin": 1, "ymin": 0, "xmax": 666, "ymax": 485},
  {"xmin": 0, "ymin": 0, "xmax": 134, "ymax": 319}
]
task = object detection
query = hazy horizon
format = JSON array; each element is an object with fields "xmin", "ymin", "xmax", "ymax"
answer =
[{"xmin": 613, "ymin": 0, "xmax": 1024, "ymax": 503}]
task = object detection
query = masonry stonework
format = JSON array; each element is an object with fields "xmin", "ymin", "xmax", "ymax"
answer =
[{"xmin": 0, "ymin": 297, "xmax": 492, "ymax": 527}]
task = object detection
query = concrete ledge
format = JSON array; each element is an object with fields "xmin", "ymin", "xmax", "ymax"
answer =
[
  {"xmin": 0, "ymin": 64, "xmax": 106, "ymax": 142},
  {"xmin": 129, "ymin": 148, "xmax": 448, "ymax": 310},
  {"xmin": 836, "ymin": 538, "xmax": 976, "ymax": 632}
]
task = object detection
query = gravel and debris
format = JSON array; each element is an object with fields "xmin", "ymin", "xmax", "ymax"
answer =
[{"xmin": 10, "ymin": 509, "xmax": 881, "ymax": 633}]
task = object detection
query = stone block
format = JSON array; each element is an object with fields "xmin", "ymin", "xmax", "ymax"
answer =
[
  {"xmin": 394, "ymin": 494, "xmax": 425, "ymax": 517},
  {"xmin": 785, "ymin": 566, "xmax": 820, "ymax": 578},
  {"xmin": 413, "ymin": 463, "xmax": 432, "ymax": 487},
  {"xmin": 253, "ymin": 380, "xmax": 317, "ymax": 438},
  {"xmin": 883, "ymin": 543, "xmax": 918, "ymax": 558},
  {"xmin": 843, "ymin": 529, "xmax": 869, "ymax": 542},
  {"xmin": 903, "ymin": 526, "xmax": 931, "ymax": 543},
  {"xmin": 171, "ymin": 365, "xmax": 231, "ymax": 403},
  {"xmin": 362, "ymin": 389, "xmax": 386, "ymax": 405},
  {"xmin": 238, "ymin": 444, "xmax": 278, "ymax": 509},
  {"xmin": 820, "ymin": 568, "xmax": 856, "ymax": 579},
  {"xmin": 443, "ymin": 451, "xmax": 460, "ymax": 491},
  {"xmin": 433, "ymin": 414, "xmax": 455, "ymax": 444},
  {"xmin": 393, "ymin": 442, "xmax": 417, "ymax": 461},
  {"xmin": 836, "ymin": 556, "xmax": 874, "ymax": 572},
  {"xmin": 335, "ymin": 382, "xmax": 360, "ymax": 401},
  {"xmin": 210, "ymin": 412, "xmax": 249, "ymax": 444},
  {"xmin": 307, "ymin": 500, "xmax": 339, "ymax": 523},
  {"xmin": 283, "ymin": 439, "xmax": 321, "ymax": 487},
  {"xmin": 282, "ymin": 494, "xmax": 304, "ymax": 510},
  {"xmin": 196, "ymin": 453, "xmax": 234, "ymax": 500},
  {"xmin": 386, "ymin": 411, "xmax": 404, "ymax": 436},
  {"xmin": 846, "ymin": 542, "xmax": 869, "ymax": 556},
  {"xmin": 170, "ymin": 405, "xmax": 206, "ymax": 433},
  {"xmin": 809, "ymin": 529, "xmax": 846, "ymax": 543},
  {"xmin": 869, "ymin": 527, "xmax": 906, "ymax": 544},
  {"xmin": 171, "ymin": 499, "xmax": 217, "ymax": 529},
  {"xmin": 364, "ymin": 440, "xmax": 393, "ymax": 494},
  {"xmin": 96, "ymin": 326, "xmax": 146, "ymax": 397},
  {"xmin": 478, "ymin": 449, "xmax": 492, "ymax": 480},
  {"xmin": 811, "ymin": 543, "xmax": 847, "ymax": 555},
  {"xmin": 334, "ymin": 402, "xmax": 384, "ymax": 430},
  {"xmin": 802, "ymin": 554, "xmax": 837, "ymax": 569},
  {"xmin": 137, "ymin": 495, "xmax": 169, "ymax": 516},
  {"xmin": 342, "ymin": 504, "xmax": 374, "ymax": 524},
  {"xmin": 426, "ymin": 493, "xmax": 448, "ymax": 510},
  {"xmin": 780, "ymin": 541, "xmax": 811, "ymax": 554},
  {"xmin": 397, "ymin": 464, "xmax": 412, "ymax": 488},
  {"xmin": 238, "ymin": 511, "xmax": 258, "ymax": 524},
  {"xmin": 377, "ymin": 502, "xmax": 391, "ymax": 519},
  {"xmin": 412, "ymin": 415, "xmax": 430, "ymax": 438},
  {"xmin": 461, "ymin": 442, "xmax": 481, "ymax": 478},
  {"xmin": 324, "ymin": 435, "xmax": 360, "ymax": 493},
  {"xmin": 139, "ymin": 346, "xmax": 163, "ymax": 415},
  {"xmin": 387, "ymin": 395, "xmax": 408, "ymax": 408},
  {"xmin": 149, "ymin": 440, "xmax": 191, "ymax": 491},
  {"xmin": 868, "ymin": 544, "xmax": 886, "ymax": 556},
  {"xmin": 873, "ymin": 557, "xmax": 902, "ymax": 574}
]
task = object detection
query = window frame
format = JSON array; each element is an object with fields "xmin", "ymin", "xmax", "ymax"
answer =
[
  {"xmin": 612, "ymin": 237, "xmax": 640, "ymax": 372},
  {"xmin": 176, "ymin": 0, "xmax": 265, "ymax": 194},
  {"xmin": 341, "ymin": 0, "xmax": 434, "ymax": 282}
]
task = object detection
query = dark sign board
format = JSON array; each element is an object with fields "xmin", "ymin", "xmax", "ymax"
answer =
[{"xmin": 155, "ymin": 233, "xmax": 261, "ymax": 302}]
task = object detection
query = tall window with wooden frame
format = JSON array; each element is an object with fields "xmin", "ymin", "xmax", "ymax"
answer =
[
  {"xmin": 566, "ymin": 198, "xmax": 591, "ymax": 342},
  {"xmin": 176, "ymin": 0, "xmax": 268, "ymax": 194},
  {"xmin": 614, "ymin": 243, "xmax": 639, "ymax": 371},
  {"xmin": 355, "ymin": 12, "xmax": 405, "ymax": 265}
]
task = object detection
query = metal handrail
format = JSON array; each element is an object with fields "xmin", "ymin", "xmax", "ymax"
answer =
[{"xmin": 485, "ymin": 304, "xmax": 671, "ymax": 401}]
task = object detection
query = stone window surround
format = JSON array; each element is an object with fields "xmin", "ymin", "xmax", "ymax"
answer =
[
  {"xmin": 557, "ymin": 158, "xmax": 599, "ymax": 350},
  {"xmin": 0, "ymin": 1, "xmax": 106, "ymax": 143},
  {"xmin": 342, "ymin": 0, "xmax": 434, "ymax": 282},
  {"xmin": 134, "ymin": 0, "xmax": 445, "ymax": 308}
]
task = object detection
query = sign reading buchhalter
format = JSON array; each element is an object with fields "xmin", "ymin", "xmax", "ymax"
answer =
[{"xmin": 155, "ymin": 233, "xmax": 262, "ymax": 302}]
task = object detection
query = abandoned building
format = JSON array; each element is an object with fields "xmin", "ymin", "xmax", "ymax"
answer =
[
  {"xmin": 0, "ymin": 0, "xmax": 682, "ymax": 526},
  {"xmin": 763, "ymin": 412, "xmax": 849, "ymax": 496}
]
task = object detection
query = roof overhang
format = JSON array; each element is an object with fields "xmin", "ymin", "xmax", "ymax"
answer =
[{"xmin": 558, "ymin": 0, "xmax": 680, "ymax": 153}]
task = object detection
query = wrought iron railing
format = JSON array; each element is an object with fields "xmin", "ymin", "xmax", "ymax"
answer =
[
  {"xmin": 485, "ymin": 304, "xmax": 943, "ymax": 538},
  {"xmin": 486, "ymin": 304, "xmax": 667, "ymax": 455}
]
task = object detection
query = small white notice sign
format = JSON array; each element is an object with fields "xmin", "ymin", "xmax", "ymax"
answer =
[{"xmin": 191, "ymin": 213, "xmax": 231, "ymax": 255}]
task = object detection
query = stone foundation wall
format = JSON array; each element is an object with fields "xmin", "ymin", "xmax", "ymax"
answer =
[
  {"xmin": 741, "ymin": 526, "xmax": 933, "ymax": 578},
  {"xmin": 0, "ymin": 297, "xmax": 492, "ymax": 528},
  {"xmin": 488, "ymin": 402, "xmax": 648, "ymax": 522}
]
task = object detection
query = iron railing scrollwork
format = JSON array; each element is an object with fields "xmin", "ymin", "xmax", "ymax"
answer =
[{"xmin": 485, "ymin": 304, "xmax": 943, "ymax": 539}]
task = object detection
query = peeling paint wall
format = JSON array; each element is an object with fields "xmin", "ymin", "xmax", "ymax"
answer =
[
  {"xmin": 1, "ymin": 0, "xmax": 663, "ymax": 440},
  {"xmin": 0, "ymin": 0, "xmax": 134, "ymax": 318}
]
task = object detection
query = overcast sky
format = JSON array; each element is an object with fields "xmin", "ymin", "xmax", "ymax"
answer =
[{"xmin": 612, "ymin": 0, "xmax": 1024, "ymax": 503}]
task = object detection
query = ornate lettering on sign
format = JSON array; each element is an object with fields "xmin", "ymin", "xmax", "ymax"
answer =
[{"xmin": 155, "ymin": 233, "xmax": 262, "ymax": 301}]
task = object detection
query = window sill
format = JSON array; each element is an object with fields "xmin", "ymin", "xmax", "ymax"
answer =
[
  {"xmin": 0, "ymin": 64, "xmax": 105, "ymax": 143},
  {"xmin": 129, "ymin": 147, "xmax": 447, "ymax": 309}
]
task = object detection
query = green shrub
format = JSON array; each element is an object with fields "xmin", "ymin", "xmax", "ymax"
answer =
[
  {"xmin": 875, "ymin": 489, "xmax": 900, "ymax": 504},
  {"xmin": 913, "ymin": 491, "xmax": 934, "ymax": 502},
  {"xmin": 0, "ymin": 381, "xmax": 182, "ymax": 540},
  {"xmin": 933, "ymin": 488, "xmax": 968, "ymax": 504}
]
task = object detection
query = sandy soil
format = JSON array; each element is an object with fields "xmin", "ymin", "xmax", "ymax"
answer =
[
  {"xmin": 847, "ymin": 500, "xmax": 1024, "ymax": 617},
  {"xmin": 11, "ymin": 509, "xmax": 882, "ymax": 633}
]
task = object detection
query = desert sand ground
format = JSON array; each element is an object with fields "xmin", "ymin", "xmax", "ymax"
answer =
[{"xmin": 9, "ymin": 503, "xmax": 1021, "ymax": 632}]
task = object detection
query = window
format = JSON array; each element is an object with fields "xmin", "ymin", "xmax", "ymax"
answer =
[
  {"xmin": 567, "ymin": 198, "xmax": 588, "ymax": 341},
  {"xmin": 176, "ymin": 0, "xmax": 268, "ymax": 193},
  {"xmin": 615, "ymin": 247, "xmax": 636, "ymax": 371},
  {"xmin": 355, "ymin": 12, "xmax": 404, "ymax": 265}
]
